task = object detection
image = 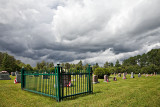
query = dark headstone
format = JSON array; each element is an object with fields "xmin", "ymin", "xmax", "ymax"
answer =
[
  {"xmin": 0, "ymin": 71, "xmax": 11, "ymax": 80},
  {"xmin": 11, "ymin": 72, "xmax": 15, "ymax": 76},
  {"xmin": 42, "ymin": 75, "xmax": 49, "ymax": 79},
  {"xmin": 85, "ymin": 74, "xmax": 88, "ymax": 77},
  {"xmin": 79, "ymin": 74, "xmax": 82, "ymax": 78},
  {"xmin": 34, "ymin": 72, "xmax": 39, "ymax": 77},
  {"xmin": 113, "ymin": 77, "xmax": 117, "ymax": 81},
  {"xmin": 93, "ymin": 75, "xmax": 99, "ymax": 84},
  {"xmin": 61, "ymin": 75, "xmax": 71, "ymax": 87}
]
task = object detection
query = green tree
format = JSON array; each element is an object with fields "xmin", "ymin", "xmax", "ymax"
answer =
[
  {"xmin": 1, "ymin": 53, "xmax": 11, "ymax": 72},
  {"xmin": 65, "ymin": 63, "xmax": 70, "ymax": 69},
  {"xmin": 104, "ymin": 61, "xmax": 109, "ymax": 68},
  {"xmin": 115, "ymin": 60, "xmax": 121, "ymax": 67},
  {"xmin": 25, "ymin": 64, "xmax": 33, "ymax": 71}
]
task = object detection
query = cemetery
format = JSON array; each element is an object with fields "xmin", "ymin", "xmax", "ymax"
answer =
[{"xmin": 0, "ymin": 69, "xmax": 160, "ymax": 106}]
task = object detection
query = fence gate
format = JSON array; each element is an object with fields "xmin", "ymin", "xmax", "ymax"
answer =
[{"xmin": 21, "ymin": 64, "xmax": 93, "ymax": 101}]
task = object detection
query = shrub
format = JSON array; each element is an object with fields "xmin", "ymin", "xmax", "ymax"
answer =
[{"xmin": 94, "ymin": 67, "xmax": 110, "ymax": 79}]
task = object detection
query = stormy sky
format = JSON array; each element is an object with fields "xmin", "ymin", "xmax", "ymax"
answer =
[{"xmin": 0, "ymin": 0, "xmax": 160, "ymax": 66}]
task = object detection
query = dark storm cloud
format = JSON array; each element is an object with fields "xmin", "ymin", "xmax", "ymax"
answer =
[{"xmin": 0, "ymin": 0, "xmax": 160, "ymax": 66}]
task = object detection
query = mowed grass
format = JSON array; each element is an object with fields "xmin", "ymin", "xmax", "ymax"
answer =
[{"xmin": 0, "ymin": 74, "xmax": 160, "ymax": 107}]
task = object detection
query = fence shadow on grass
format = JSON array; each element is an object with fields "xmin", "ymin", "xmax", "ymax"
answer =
[{"xmin": 60, "ymin": 91, "xmax": 102, "ymax": 101}]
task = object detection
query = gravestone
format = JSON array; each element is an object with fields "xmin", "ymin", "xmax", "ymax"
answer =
[
  {"xmin": 104, "ymin": 75, "xmax": 109, "ymax": 82},
  {"xmin": 0, "ymin": 71, "xmax": 11, "ymax": 80},
  {"xmin": 61, "ymin": 75, "xmax": 71, "ymax": 87},
  {"xmin": 11, "ymin": 72, "xmax": 15, "ymax": 76},
  {"xmin": 42, "ymin": 75, "xmax": 49, "ymax": 79},
  {"xmin": 113, "ymin": 77, "xmax": 117, "ymax": 81},
  {"xmin": 118, "ymin": 73, "xmax": 121, "ymax": 77},
  {"xmin": 34, "ymin": 72, "xmax": 39, "ymax": 77},
  {"xmin": 138, "ymin": 73, "xmax": 141, "ymax": 77},
  {"xmin": 93, "ymin": 75, "xmax": 99, "ymax": 84},
  {"xmin": 79, "ymin": 74, "xmax": 82, "ymax": 78},
  {"xmin": 154, "ymin": 72, "xmax": 156, "ymax": 75},
  {"xmin": 122, "ymin": 73, "xmax": 126, "ymax": 79},
  {"xmin": 42, "ymin": 72, "xmax": 49, "ymax": 79},
  {"xmin": 15, "ymin": 71, "xmax": 19, "ymax": 75},
  {"xmin": 16, "ymin": 74, "xmax": 21, "ymax": 83},
  {"xmin": 130, "ymin": 72, "xmax": 134, "ymax": 78},
  {"xmin": 85, "ymin": 74, "xmax": 88, "ymax": 77}
]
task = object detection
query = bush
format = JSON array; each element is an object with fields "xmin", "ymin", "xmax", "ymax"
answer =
[{"xmin": 94, "ymin": 67, "xmax": 110, "ymax": 79}]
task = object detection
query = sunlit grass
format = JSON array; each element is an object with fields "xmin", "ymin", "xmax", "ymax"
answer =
[{"xmin": 0, "ymin": 74, "xmax": 160, "ymax": 107}]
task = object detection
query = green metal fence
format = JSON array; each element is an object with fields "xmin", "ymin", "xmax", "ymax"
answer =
[{"xmin": 21, "ymin": 64, "xmax": 93, "ymax": 101}]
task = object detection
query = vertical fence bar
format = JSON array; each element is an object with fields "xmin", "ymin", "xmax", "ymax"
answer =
[
  {"xmin": 88, "ymin": 65, "xmax": 91, "ymax": 93},
  {"xmin": 21, "ymin": 68, "xmax": 25, "ymax": 89},
  {"xmin": 61, "ymin": 67, "xmax": 64, "ymax": 100},
  {"xmin": 55, "ymin": 67, "xmax": 57, "ymax": 99},
  {"xmin": 56, "ymin": 64, "xmax": 61, "ymax": 102},
  {"xmin": 48, "ymin": 70, "xmax": 50, "ymax": 94},
  {"xmin": 87, "ymin": 68, "xmax": 88, "ymax": 93},
  {"xmin": 81, "ymin": 69, "xmax": 82, "ymax": 92},
  {"xmin": 83, "ymin": 69, "xmax": 84, "ymax": 93},
  {"xmin": 91, "ymin": 67, "xmax": 93, "ymax": 93},
  {"xmin": 42, "ymin": 71, "xmax": 44, "ymax": 93}
]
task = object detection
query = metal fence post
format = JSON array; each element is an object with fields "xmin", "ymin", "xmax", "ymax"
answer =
[
  {"xmin": 57, "ymin": 64, "xmax": 61, "ymax": 102},
  {"xmin": 88, "ymin": 65, "xmax": 91, "ymax": 93},
  {"xmin": 21, "ymin": 68, "xmax": 25, "ymax": 89}
]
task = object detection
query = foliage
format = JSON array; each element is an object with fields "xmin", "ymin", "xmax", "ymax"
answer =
[
  {"xmin": 0, "ymin": 52, "xmax": 24, "ymax": 73},
  {"xmin": 94, "ymin": 67, "xmax": 110, "ymax": 78},
  {"xmin": 115, "ymin": 60, "xmax": 121, "ymax": 67}
]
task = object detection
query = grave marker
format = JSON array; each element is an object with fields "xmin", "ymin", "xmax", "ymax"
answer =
[
  {"xmin": 0, "ymin": 71, "xmax": 11, "ymax": 80},
  {"xmin": 15, "ymin": 71, "xmax": 19, "ymax": 75},
  {"xmin": 104, "ymin": 75, "xmax": 109, "ymax": 82},
  {"xmin": 11, "ymin": 72, "xmax": 15, "ymax": 76},
  {"xmin": 138, "ymin": 73, "xmax": 141, "ymax": 77},
  {"xmin": 93, "ymin": 75, "xmax": 99, "ymax": 84},
  {"xmin": 16, "ymin": 74, "xmax": 21, "ymax": 83},
  {"xmin": 122, "ymin": 73, "xmax": 126, "ymax": 79},
  {"xmin": 118, "ymin": 73, "xmax": 121, "ymax": 77},
  {"xmin": 61, "ymin": 75, "xmax": 71, "ymax": 87},
  {"xmin": 113, "ymin": 77, "xmax": 117, "ymax": 81},
  {"xmin": 131, "ymin": 72, "xmax": 134, "ymax": 78}
]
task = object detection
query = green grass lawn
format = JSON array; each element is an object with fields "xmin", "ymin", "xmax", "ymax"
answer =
[{"xmin": 0, "ymin": 75, "xmax": 160, "ymax": 107}]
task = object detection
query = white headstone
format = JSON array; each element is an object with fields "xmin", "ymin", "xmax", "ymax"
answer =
[{"xmin": 131, "ymin": 72, "xmax": 134, "ymax": 78}]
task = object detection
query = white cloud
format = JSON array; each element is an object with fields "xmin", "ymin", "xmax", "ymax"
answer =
[{"xmin": 0, "ymin": 0, "xmax": 160, "ymax": 66}]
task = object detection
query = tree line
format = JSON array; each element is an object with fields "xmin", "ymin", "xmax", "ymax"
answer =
[
  {"xmin": 1, "ymin": 48, "xmax": 160, "ymax": 75},
  {"xmin": 94, "ymin": 49, "xmax": 160, "ymax": 78}
]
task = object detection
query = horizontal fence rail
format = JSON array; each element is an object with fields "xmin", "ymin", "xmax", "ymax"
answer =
[{"xmin": 21, "ymin": 64, "xmax": 93, "ymax": 101}]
